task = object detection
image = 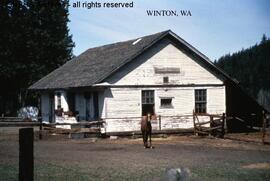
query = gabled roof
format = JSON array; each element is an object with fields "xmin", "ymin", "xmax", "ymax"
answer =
[{"xmin": 29, "ymin": 30, "xmax": 232, "ymax": 90}]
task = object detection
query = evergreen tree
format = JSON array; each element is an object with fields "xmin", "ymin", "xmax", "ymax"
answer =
[
  {"xmin": 0, "ymin": 0, "xmax": 29, "ymax": 114},
  {"xmin": 25, "ymin": 0, "xmax": 74, "ymax": 81},
  {"xmin": 215, "ymin": 35, "xmax": 270, "ymax": 111},
  {"xmin": 0, "ymin": 0, "xmax": 74, "ymax": 116}
]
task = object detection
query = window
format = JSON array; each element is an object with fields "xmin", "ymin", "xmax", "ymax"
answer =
[
  {"xmin": 142, "ymin": 90, "xmax": 154, "ymax": 104},
  {"xmin": 195, "ymin": 89, "xmax": 207, "ymax": 113},
  {"xmin": 163, "ymin": 76, "xmax": 169, "ymax": 84},
  {"xmin": 160, "ymin": 98, "xmax": 173, "ymax": 108},
  {"xmin": 142, "ymin": 90, "xmax": 155, "ymax": 116}
]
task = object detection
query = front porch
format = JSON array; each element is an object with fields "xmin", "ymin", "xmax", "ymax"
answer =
[{"xmin": 40, "ymin": 88, "xmax": 105, "ymax": 128}]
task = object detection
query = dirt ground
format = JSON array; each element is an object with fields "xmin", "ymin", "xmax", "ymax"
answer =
[{"xmin": 0, "ymin": 128, "xmax": 270, "ymax": 181}]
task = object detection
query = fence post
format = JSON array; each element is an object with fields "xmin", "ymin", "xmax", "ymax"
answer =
[
  {"xmin": 19, "ymin": 128, "xmax": 34, "ymax": 181},
  {"xmin": 192, "ymin": 110, "xmax": 196, "ymax": 136},
  {"xmin": 221, "ymin": 113, "xmax": 225, "ymax": 138},
  {"xmin": 209, "ymin": 116, "xmax": 213, "ymax": 136},
  {"xmin": 159, "ymin": 115, "xmax": 161, "ymax": 130},
  {"xmin": 262, "ymin": 110, "xmax": 266, "ymax": 144}
]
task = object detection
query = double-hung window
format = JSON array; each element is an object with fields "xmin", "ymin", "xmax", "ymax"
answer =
[
  {"xmin": 195, "ymin": 89, "xmax": 207, "ymax": 113},
  {"xmin": 141, "ymin": 90, "xmax": 155, "ymax": 116},
  {"xmin": 142, "ymin": 90, "xmax": 154, "ymax": 104}
]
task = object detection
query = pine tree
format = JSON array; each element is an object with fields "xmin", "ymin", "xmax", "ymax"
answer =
[
  {"xmin": 0, "ymin": 0, "xmax": 29, "ymax": 114},
  {"xmin": 25, "ymin": 0, "xmax": 74, "ymax": 83},
  {"xmin": 215, "ymin": 34, "xmax": 270, "ymax": 110},
  {"xmin": 0, "ymin": 0, "xmax": 74, "ymax": 116}
]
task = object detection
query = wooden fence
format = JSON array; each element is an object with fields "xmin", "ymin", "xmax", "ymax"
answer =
[
  {"xmin": 0, "ymin": 111, "xmax": 269, "ymax": 142},
  {"xmin": 193, "ymin": 112, "xmax": 225, "ymax": 138},
  {"xmin": 0, "ymin": 117, "xmax": 104, "ymax": 140},
  {"xmin": 104, "ymin": 114, "xmax": 195, "ymax": 133}
]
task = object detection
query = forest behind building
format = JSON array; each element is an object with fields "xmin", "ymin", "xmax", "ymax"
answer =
[{"xmin": 215, "ymin": 35, "xmax": 270, "ymax": 112}]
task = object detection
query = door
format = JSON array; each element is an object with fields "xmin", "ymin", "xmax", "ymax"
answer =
[
  {"xmin": 67, "ymin": 92, "xmax": 75, "ymax": 114},
  {"xmin": 141, "ymin": 90, "xmax": 155, "ymax": 116}
]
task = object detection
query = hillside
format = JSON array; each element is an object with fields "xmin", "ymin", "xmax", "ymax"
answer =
[{"xmin": 214, "ymin": 35, "xmax": 270, "ymax": 111}]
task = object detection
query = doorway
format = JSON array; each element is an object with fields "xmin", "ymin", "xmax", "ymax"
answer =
[
  {"xmin": 67, "ymin": 92, "xmax": 75, "ymax": 114},
  {"xmin": 141, "ymin": 90, "xmax": 155, "ymax": 116}
]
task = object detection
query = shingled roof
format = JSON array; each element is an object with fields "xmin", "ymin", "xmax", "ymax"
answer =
[
  {"xmin": 29, "ymin": 30, "xmax": 171, "ymax": 90},
  {"xmin": 29, "ymin": 30, "xmax": 232, "ymax": 90}
]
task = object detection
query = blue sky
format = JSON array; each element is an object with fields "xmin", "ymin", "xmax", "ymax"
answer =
[{"xmin": 68, "ymin": 0, "xmax": 270, "ymax": 61}]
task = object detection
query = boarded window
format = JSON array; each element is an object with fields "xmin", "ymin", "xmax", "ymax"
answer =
[
  {"xmin": 154, "ymin": 67, "xmax": 180, "ymax": 74},
  {"xmin": 195, "ymin": 89, "xmax": 207, "ymax": 113},
  {"xmin": 163, "ymin": 76, "xmax": 169, "ymax": 84},
  {"xmin": 160, "ymin": 98, "xmax": 173, "ymax": 108}
]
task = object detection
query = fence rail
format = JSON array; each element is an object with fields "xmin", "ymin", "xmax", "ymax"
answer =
[
  {"xmin": 0, "ymin": 120, "xmax": 104, "ymax": 127},
  {"xmin": 193, "ymin": 112, "xmax": 225, "ymax": 138}
]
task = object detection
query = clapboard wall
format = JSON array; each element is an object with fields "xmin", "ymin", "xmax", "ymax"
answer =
[
  {"xmin": 103, "ymin": 87, "xmax": 225, "ymax": 132},
  {"xmin": 106, "ymin": 38, "xmax": 222, "ymax": 85},
  {"xmin": 102, "ymin": 38, "xmax": 226, "ymax": 132}
]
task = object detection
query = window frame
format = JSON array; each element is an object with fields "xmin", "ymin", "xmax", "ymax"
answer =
[
  {"xmin": 194, "ymin": 89, "xmax": 207, "ymax": 114},
  {"xmin": 160, "ymin": 97, "xmax": 173, "ymax": 109},
  {"xmin": 141, "ymin": 90, "xmax": 155, "ymax": 105},
  {"xmin": 163, "ymin": 76, "xmax": 169, "ymax": 84}
]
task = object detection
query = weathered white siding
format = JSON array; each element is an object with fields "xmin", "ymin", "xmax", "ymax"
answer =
[
  {"xmin": 54, "ymin": 91, "xmax": 69, "ymax": 112},
  {"xmin": 207, "ymin": 87, "xmax": 226, "ymax": 114},
  {"xmin": 103, "ymin": 88, "xmax": 141, "ymax": 132},
  {"xmin": 105, "ymin": 118, "xmax": 142, "ymax": 132},
  {"xmin": 103, "ymin": 86, "xmax": 225, "ymax": 132},
  {"xmin": 101, "ymin": 37, "xmax": 226, "ymax": 132},
  {"xmin": 106, "ymin": 38, "xmax": 223, "ymax": 85},
  {"xmin": 103, "ymin": 88, "xmax": 141, "ymax": 118}
]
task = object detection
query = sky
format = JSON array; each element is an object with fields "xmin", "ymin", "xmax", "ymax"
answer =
[{"xmin": 68, "ymin": 0, "xmax": 270, "ymax": 61}]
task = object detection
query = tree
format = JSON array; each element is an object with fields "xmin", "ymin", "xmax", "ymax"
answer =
[
  {"xmin": 261, "ymin": 34, "xmax": 267, "ymax": 44},
  {"xmin": 0, "ymin": 0, "xmax": 74, "ymax": 116},
  {"xmin": 215, "ymin": 34, "xmax": 270, "ymax": 109},
  {"xmin": 0, "ymin": 0, "xmax": 29, "ymax": 115}
]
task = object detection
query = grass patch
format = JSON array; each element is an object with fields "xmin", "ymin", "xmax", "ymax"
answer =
[
  {"xmin": 1, "ymin": 162, "xmax": 270, "ymax": 181},
  {"xmin": 0, "ymin": 164, "xmax": 18, "ymax": 181},
  {"xmin": 191, "ymin": 164, "xmax": 270, "ymax": 181},
  {"xmin": 35, "ymin": 162, "xmax": 93, "ymax": 181},
  {"xmin": 0, "ymin": 162, "xmax": 94, "ymax": 181}
]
